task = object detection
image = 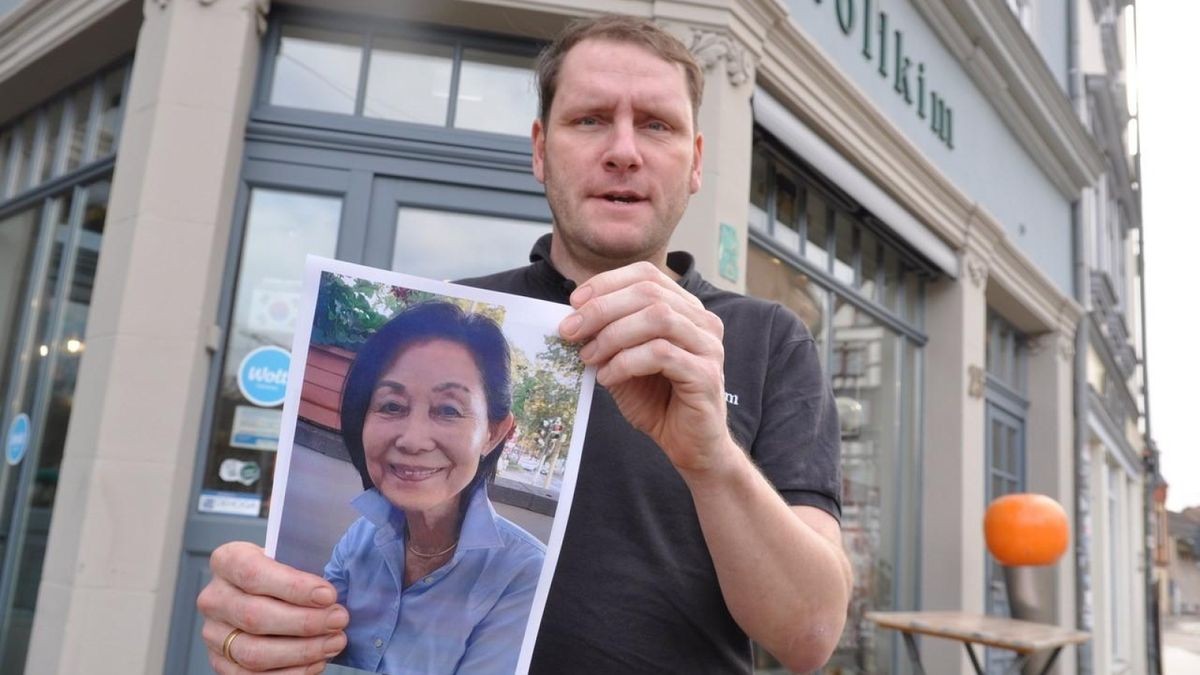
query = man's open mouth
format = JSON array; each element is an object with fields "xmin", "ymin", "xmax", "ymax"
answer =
[{"xmin": 600, "ymin": 191, "xmax": 645, "ymax": 204}]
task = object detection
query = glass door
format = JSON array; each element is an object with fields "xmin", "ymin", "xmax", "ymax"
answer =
[{"xmin": 0, "ymin": 181, "xmax": 109, "ymax": 673}]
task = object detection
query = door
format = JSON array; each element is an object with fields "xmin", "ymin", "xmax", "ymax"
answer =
[
  {"xmin": 0, "ymin": 181, "xmax": 109, "ymax": 673},
  {"xmin": 168, "ymin": 165, "xmax": 550, "ymax": 674}
]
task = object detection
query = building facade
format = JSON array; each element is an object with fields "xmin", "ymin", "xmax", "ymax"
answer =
[{"xmin": 0, "ymin": 0, "xmax": 1152, "ymax": 673}]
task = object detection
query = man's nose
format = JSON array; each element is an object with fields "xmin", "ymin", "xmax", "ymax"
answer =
[{"xmin": 602, "ymin": 119, "xmax": 642, "ymax": 172}]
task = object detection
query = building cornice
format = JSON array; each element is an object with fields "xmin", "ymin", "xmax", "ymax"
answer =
[
  {"xmin": 0, "ymin": 0, "xmax": 129, "ymax": 90},
  {"xmin": 909, "ymin": 0, "xmax": 1106, "ymax": 198}
]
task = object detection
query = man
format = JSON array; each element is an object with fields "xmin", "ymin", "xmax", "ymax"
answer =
[{"xmin": 198, "ymin": 15, "xmax": 851, "ymax": 674}]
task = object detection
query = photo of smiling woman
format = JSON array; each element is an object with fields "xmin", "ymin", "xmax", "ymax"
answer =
[{"xmin": 326, "ymin": 301, "xmax": 545, "ymax": 674}]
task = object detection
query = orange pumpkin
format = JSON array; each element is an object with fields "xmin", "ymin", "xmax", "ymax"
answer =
[{"xmin": 984, "ymin": 493, "xmax": 1070, "ymax": 566}]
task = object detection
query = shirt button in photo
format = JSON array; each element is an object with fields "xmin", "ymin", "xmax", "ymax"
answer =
[{"xmin": 374, "ymin": 638, "xmax": 384, "ymax": 649}]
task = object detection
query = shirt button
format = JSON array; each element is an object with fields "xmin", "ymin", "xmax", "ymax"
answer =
[{"xmin": 374, "ymin": 638, "xmax": 384, "ymax": 649}]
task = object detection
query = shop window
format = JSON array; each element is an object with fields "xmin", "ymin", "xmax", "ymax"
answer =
[
  {"xmin": 197, "ymin": 189, "xmax": 342, "ymax": 518},
  {"xmin": 747, "ymin": 133, "xmax": 930, "ymax": 675},
  {"xmin": 0, "ymin": 63, "xmax": 127, "ymax": 204},
  {"xmin": 391, "ymin": 208, "xmax": 549, "ymax": 281},
  {"xmin": 270, "ymin": 26, "xmax": 363, "ymax": 115},
  {"xmin": 456, "ymin": 48, "xmax": 538, "ymax": 136},
  {"xmin": 363, "ymin": 37, "xmax": 454, "ymax": 124},
  {"xmin": 266, "ymin": 21, "xmax": 537, "ymax": 138}
]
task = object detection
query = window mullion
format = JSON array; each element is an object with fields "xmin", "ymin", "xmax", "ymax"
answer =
[
  {"xmin": 353, "ymin": 30, "xmax": 372, "ymax": 117},
  {"xmin": 445, "ymin": 42, "xmax": 464, "ymax": 128}
]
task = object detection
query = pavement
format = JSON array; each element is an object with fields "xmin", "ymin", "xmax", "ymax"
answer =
[{"xmin": 1163, "ymin": 615, "xmax": 1200, "ymax": 674}]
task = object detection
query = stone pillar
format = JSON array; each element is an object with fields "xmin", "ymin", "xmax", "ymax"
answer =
[
  {"xmin": 1025, "ymin": 328, "xmax": 1078, "ymax": 674},
  {"xmin": 666, "ymin": 23, "xmax": 755, "ymax": 292},
  {"xmin": 25, "ymin": 0, "xmax": 266, "ymax": 672},
  {"xmin": 919, "ymin": 247, "xmax": 989, "ymax": 673}
]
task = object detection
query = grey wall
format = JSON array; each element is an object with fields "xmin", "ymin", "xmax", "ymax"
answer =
[
  {"xmin": 1033, "ymin": 1, "xmax": 1070, "ymax": 91},
  {"xmin": 784, "ymin": 0, "xmax": 1074, "ymax": 293}
]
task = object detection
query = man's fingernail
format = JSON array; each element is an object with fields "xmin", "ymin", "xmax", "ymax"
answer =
[
  {"xmin": 311, "ymin": 587, "xmax": 335, "ymax": 606},
  {"xmin": 324, "ymin": 635, "xmax": 345, "ymax": 657},
  {"xmin": 571, "ymin": 285, "xmax": 593, "ymax": 305},
  {"xmin": 326, "ymin": 606, "xmax": 349, "ymax": 629},
  {"xmin": 561, "ymin": 313, "xmax": 582, "ymax": 336}
]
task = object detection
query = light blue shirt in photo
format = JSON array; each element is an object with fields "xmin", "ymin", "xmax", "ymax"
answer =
[{"xmin": 324, "ymin": 485, "xmax": 546, "ymax": 674}]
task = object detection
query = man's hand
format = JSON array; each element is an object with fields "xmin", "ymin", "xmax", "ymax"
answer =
[
  {"xmin": 196, "ymin": 542, "xmax": 348, "ymax": 673},
  {"xmin": 559, "ymin": 261, "xmax": 736, "ymax": 474}
]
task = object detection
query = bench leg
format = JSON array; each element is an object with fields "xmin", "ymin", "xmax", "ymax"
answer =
[{"xmin": 1035, "ymin": 647, "xmax": 1064, "ymax": 675}]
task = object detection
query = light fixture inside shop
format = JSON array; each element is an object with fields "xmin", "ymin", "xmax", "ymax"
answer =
[
  {"xmin": 38, "ymin": 345, "xmax": 49, "ymax": 357},
  {"xmin": 66, "ymin": 338, "xmax": 83, "ymax": 353}
]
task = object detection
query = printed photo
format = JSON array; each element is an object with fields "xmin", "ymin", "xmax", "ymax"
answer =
[{"xmin": 265, "ymin": 256, "xmax": 595, "ymax": 675}]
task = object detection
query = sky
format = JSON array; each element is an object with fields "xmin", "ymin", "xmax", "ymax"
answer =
[{"xmin": 1136, "ymin": 1, "xmax": 1200, "ymax": 511}]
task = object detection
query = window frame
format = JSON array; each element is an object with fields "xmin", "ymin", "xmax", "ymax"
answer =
[{"xmin": 254, "ymin": 7, "xmax": 542, "ymax": 152}]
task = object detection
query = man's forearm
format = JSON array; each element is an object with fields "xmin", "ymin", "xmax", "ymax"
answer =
[{"xmin": 680, "ymin": 437, "xmax": 852, "ymax": 673}]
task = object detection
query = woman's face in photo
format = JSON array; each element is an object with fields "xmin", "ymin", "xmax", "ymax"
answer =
[{"xmin": 361, "ymin": 339, "xmax": 503, "ymax": 519}]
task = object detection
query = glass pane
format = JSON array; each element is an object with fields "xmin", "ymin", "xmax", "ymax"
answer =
[
  {"xmin": 363, "ymin": 37, "xmax": 453, "ymax": 125},
  {"xmin": 93, "ymin": 68, "xmax": 126, "ymax": 158},
  {"xmin": 1006, "ymin": 426, "xmax": 1019, "ymax": 477},
  {"xmin": 0, "ymin": 128, "xmax": 12, "ymax": 199},
  {"xmin": 0, "ymin": 208, "xmax": 39, "ymax": 404},
  {"xmin": 833, "ymin": 212, "xmax": 856, "ymax": 285},
  {"xmin": 748, "ymin": 148, "xmax": 768, "ymax": 234},
  {"xmin": 881, "ymin": 246, "xmax": 900, "ymax": 315},
  {"xmin": 772, "ymin": 171, "xmax": 800, "ymax": 252},
  {"xmin": 13, "ymin": 116, "xmax": 37, "ymax": 195},
  {"xmin": 805, "ymin": 190, "xmax": 829, "ymax": 271},
  {"xmin": 745, "ymin": 244, "xmax": 827, "ymax": 361},
  {"xmin": 63, "ymin": 84, "xmax": 95, "ymax": 172},
  {"xmin": 904, "ymin": 268, "xmax": 921, "ymax": 326},
  {"xmin": 0, "ymin": 191, "xmax": 80, "ymax": 671},
  {"xmin": 199, "ymin": 190, "xmax": 342, "ymax": 519},
  {"xmin": 455, "ymin": 48, "xmax": 536, "ymax": 136},
  {"xmin": 270, "ymin": 26, "xmax": 362, "ymax": 115},
  {"xmin": 829, "ymin": 294, "xmax": 904, "ymax": 675},
  {"xmin": 391, "ymin": 208, "xmax": 550, "ymax": 280},
  {"xmin": 860, "ymin": 230, "xmax": 878, "ymax": 302},
  {"xmin": 37, "ymin": 101, "xmax": 65, "ymax": 183}
]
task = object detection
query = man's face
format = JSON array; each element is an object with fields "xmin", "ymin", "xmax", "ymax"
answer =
[{"xmin": 532, "ymin": 38, "xmax": 703, "ymax": 269}]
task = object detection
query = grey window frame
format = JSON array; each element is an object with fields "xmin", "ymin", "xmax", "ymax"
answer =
[{"xmin": 254, "ymin": 7, "xmax": 541, "ymax": 154}]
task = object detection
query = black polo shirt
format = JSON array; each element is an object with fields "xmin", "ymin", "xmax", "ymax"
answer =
[{"xmin": 460, "ymin": 234, "xmax": 841, "ymax": 674}]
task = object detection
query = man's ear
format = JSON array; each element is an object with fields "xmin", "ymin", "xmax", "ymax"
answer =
[
  {"xmin": 484, "ymin": 413, "xmax": 516, "ymax": 457},
  {"xmin": 531, "ymin": 118, "xmax": 547, "ymax": 185},
  {"xmin": 690, "ymin": 131, "xmax": 704, "ymax": 195}
]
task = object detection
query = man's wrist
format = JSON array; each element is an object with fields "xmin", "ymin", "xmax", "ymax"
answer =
[{"xmin": 677, "ymin": 435, "xmax": 756, "ymax": 496}]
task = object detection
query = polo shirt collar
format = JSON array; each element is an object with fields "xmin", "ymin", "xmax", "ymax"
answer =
[{"xmin": 528, "ymin": 233, "xmax": 702, "ymax": 297}]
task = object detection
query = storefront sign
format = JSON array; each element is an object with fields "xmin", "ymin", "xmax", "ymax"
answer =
[
  {"xmin": 718, "ymin": 223, "xmax": 740, "ymax": 282},
  {"xmin": 230, "ymin": 405, "xmax": 282, "ymax": 451},
  {"xmin": 5, "ymin": 413, "xmax": 31, "ymax": 466},
  {"xmin": 198, "ymin": 490, "xmax": 262, "ymax": 517},
  {"xmin": 219, "ymin": 458, "xmax": 263, "ymax": 486},
  {"xmin": 237, "ymin": 346, "xmax": 290, "ymax": 407},
  {"xmin": 811, "ymin": 0, "xmax": 955, "ymax": 149}
]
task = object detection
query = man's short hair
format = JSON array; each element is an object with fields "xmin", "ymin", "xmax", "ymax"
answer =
[{"xmin": 535, "ymin": 15, "xmax": 705, "ymax": 127}]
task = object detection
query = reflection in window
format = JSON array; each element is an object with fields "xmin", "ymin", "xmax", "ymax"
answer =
[
  {"xmin": 455, "ymin": 49, "xmax": 537, "ymax": 136},
  {"xmin": 805, "ymin": 191, "xmax": 829, "ymax": 271},
  {"xmin": 199, "ymin": 189, "xmax": 342, "ymax": 519},
  {"xmin": 14, "ymin": 116, "xmax": 37, "ymax": 194},
  {"xmin": 270, "ymin": 26, "xmax": 362, "ymax": 115},
  {"xmin": 363, "ymin": 38, "xmax": 453, "ymax": 125},
  {"xmin": 38, "ymin": 101, "xmax": 65, "ymax": 183},
  {"xmin": 834, "ymin": 212, "xmax": 856, "ymax": 285},
  {"xmin": 748, "ymin": 150, "xmax": 769, "ymax": 234},
  {"xmin": 64, "ymin": 84, "xmax": 94, "ymax": 172},
  {"xmin": 772, "ymin": 171, "xmax": 801, "ymax": 252},
  {"xmin": 745, "ymin": 245, "xmax": 827, "ymax": 360},
  {"xmin": 93, "ymin": 68, "xmax": 127, "ymax": 158},
  {"xmin": 0, "ymin": 128, "xmax": 12, "ymax": 199},
  {"xmin": 392, "ymin": 208, "xmax": 550, "ymax": 281}
]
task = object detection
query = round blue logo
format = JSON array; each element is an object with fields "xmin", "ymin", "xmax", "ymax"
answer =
[
  {"xmin": 237, "ymin": 346, "xmax": 290, "ymax": 407},
  {"xmin": 5, "ymin": 413, "xmax": 31, "ymax": 466}
]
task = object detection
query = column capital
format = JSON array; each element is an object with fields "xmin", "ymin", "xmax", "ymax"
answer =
[{"xmin": 686, "ymin": 28, "xmax": 753, "ymax": 87}]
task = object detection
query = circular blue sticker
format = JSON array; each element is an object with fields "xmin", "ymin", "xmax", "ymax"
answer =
[
  {"xmin": 5, "ymin": 413, "xmax": 30, "ymax": 466},
  {"xmin": 237, "ymin": 346, "xmax": 290, "ymax": 408}
]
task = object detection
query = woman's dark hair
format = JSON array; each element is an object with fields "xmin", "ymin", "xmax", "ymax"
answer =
[{"xmin": 339, "ymin": 300, "xmax": 513, "ymax": 495}]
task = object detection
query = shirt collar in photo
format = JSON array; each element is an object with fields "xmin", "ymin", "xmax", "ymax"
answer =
[{"xmin": 351, "ymin": 483, "xmax": 504, "ymax": 554}]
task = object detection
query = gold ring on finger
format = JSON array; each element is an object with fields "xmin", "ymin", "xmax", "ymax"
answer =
[{"xmin": 222, "ymin": 627, "xmax": 244, "ymax": 667}]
